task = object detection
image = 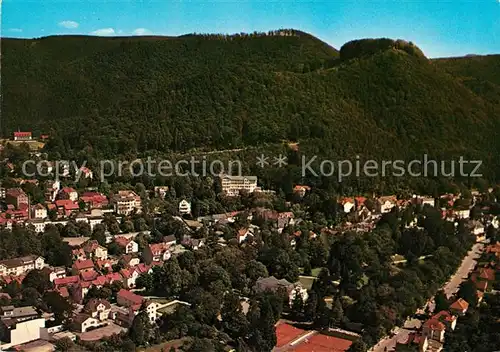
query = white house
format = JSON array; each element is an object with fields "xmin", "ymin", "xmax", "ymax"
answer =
[
  {"xmin": 31, "ymin": 204, "xmax": 47, "ymax": 220},
  {"xmin": 0, "ymin": 306, "xmax": 45, "ymax": 347},
  {"xmin": 178, "ymin": 199, "xmax": 191, "ymax": 215},
  {"xmin": 0, "ymin": 256, "xmax": 45, "ymax": 277},
  {"xmin": 455, "ymin": 209, "xmax": 470, "ymax": 219}
]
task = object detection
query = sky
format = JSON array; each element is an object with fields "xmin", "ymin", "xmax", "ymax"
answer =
[{"xmin": 1, "ymin": 0, "xmax": 500, "ymax": 58}]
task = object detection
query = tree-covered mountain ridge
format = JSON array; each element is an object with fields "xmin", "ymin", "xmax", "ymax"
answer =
[{"xmin": 2, "ymin": 30, "xmax": 500, "ymax": 178}]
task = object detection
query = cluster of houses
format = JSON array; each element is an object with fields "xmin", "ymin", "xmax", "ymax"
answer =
[
  {"xmin": 0, "ymin": 180, "xmax": 144, "ymax": 231},
  {"xmin": 0, "ymin": 230, "xmax": 186, "ymax": 348},
  {"xmin": 394, "ymin": 241, "xmax": 500, "ymax": 352}
]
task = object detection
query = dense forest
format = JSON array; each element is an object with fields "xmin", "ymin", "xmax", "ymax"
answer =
[{"xmin": 2, "ymin": 30, "xmax": 500, "ymax": 181}]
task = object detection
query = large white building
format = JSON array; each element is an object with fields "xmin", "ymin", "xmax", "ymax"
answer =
[
  {"xmin": 0, "ymin": 306, "xmax": 45, "ymax": 348},
  {"xmin": 0, "ymin": 256, "xmax": 45, "ymax": 277},
  {"xmin": 220, "ymin": 175, "xmax": 259, "ymax": 196},
  {"xmin": 111, "ymin": 191, "xmax": 142, "ymax": 215}
]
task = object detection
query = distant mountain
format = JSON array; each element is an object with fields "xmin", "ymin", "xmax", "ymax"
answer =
[{"xmin": 2, "ymin": 30, "xmax": 500, "ymax": 178}]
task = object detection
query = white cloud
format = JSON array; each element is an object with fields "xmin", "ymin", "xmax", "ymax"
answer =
[
  {"xmin": 8, "ymin": 28, "xmax": 23, "ymax": 33},
  {"xmin": 132, "ymin": 28, "xmax": 153, "ymax": 36},
  {"xmin": 90, "ymin": 28, "xmax": 116, "ymax": 36},
  {"xmin": 59, "ymin": 20, "xmax": 79, "ymax": 29}
]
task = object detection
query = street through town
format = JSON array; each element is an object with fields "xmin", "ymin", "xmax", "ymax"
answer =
[{"xmin": 369, "ymin": 242, "xmax": 484, "ymax": 352}]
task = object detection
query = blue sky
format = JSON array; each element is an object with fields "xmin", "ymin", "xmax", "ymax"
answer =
[{"xmin": 2, "ymin": 0, "xmax": 500, "ymax": 58}]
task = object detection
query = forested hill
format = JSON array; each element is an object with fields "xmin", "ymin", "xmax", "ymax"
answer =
[{"xmin": 2, "ymin": 30, "xmax": 500, "ymax": 178}]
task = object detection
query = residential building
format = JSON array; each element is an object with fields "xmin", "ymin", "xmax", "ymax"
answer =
[
  {"xmin": 120, "ymin": 268, "xmax": 140, "ymax": 288},
  {"xmin": 119, "ymin": 255, "xmax": 140, "ymax": 268},
  {"xmin": 55, "ymin": 199, "xmax": 79, "ymax": 217},
  {"xmin": 82, "ymin": 240, "xmax": 108, "ymax": 260},
  {"xmin": 178, "ymin": 199, "xmax": 191, "ymax": 215},
  {"xmin": 72, "ymin": 259, "xmax": 94, "ymax": 275},
  {"xmin": 422, "ymin": 319, "xmax": 445, "ymax": 343},
  {"xmin": 143, "ymin": 243, "xmax": 171, "ymax": 264},
  {"xmin": 163, "ymin": 235, "xmax": 177, "ymax": 246},
  {"xmin": 0, "ymin": 256, "xmax": 45, "ymax": 277},
  {"xmin": 376, "ymin": 196, "xmax": 397, "ymax": 213},
  {"xmin": 449, "ymin": 298, "xmax": 469, "ymax": 316},
  {"xmin": 455, "ymin": 209, "xmax": 470, "ymax": 219},
  {"xmin": 0, "ymin": 305, "xmax": 44, "ymax": 346},
  {"xmin": 79, "ymin": 192, "xmax": 108, "ymax": 209},
  {"xmin": 339, "ymin": 197, "xmax": 355, "ymax": 213},
  {"xmin": 237, "ymin": 228, "xmax": 251, "ymax": 244},
  {"xmin": 111, "ymin": 190, "xmax": 142, "ymax": 215},
  {"xmin": 59, "ymin": 187, "xmax": 78, "ymax": 202},
  {"xmin": 72, "ymin": 314, "xmax": 100, "ymax": 333},
  {"xmin": 31, "ymin": 203, "xmax": 47, "ymax": 220},
  {"xmin": 154, "ymin": 186, "xmax": 169, "ymax": 199},
  {"xmin": 115, "ymin": 237, "xmax": 139, "ymax": 254},
  {"xmin": 5, "ymin": 188, "xmax": 28, "ymax": 209},
  {"xmin": 44, "ymin": 266, "xmax": 66, "ymax": 283},
  {"xmin": 79, "ymin": 167, "xmax": 93, "ymax": 179},
  {"xmin": 220, "ymin": 175, "xmax": 258, "ymax": 196},
  {"xmin": 84, "ymin": 299, "xmax": 111, "ymax": 321},
  {"xmin": 254, "ymin": 276, "xmax": 294, "ymax": 296},
  {"xmin": 293, "ymin": 185, "xmax": 311, "ymax": 198},
  {"xmin": 116, "ymin": 290, "xmax": 157, "ymax": 323},
  {"xmin": 13, "ymin": 132, "xmax": 32, "ymax": 141}
]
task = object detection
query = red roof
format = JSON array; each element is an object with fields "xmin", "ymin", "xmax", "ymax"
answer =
[
  {"xmin": 80, "ymin": 270, "xmax": 99, "ymax": 282},
  {"xmin": 432, "ymin": 310, "xmax": 456, "ymax": 323},
  {"xmin": 276, "ymin": 323, "xmax": 306, "ymax": 348},
  {"xmin": 73, "ymin": 259, "xmax": 94, "ymax": 271},
  {"xmin": 118, "ymin": 289, "xmax": 143, "ymax": 305},
  {"xmin": 54, "ymin": 275, "xmax": 80, "ymax": 287},
  {"xmin": 149, "ymin": 243, "xmax": 170, "ymax": 255},
  {"xmin": 57, "ymin": 287, "xmax": 69, "ymax": 298},
  {"xmin": 423, "ymin": 319, "xmax": 446, "ymax": 331},
  {"xmin": 105, "ymin": 272, "xmax": 123, "ymax": 282},
  {"xmin": 61, "ymin": 187, "xmax": 76, "ymax": 194},
  {"xmin": 120, "ymin": 268, "xmax": 134, "ymax": 279},
  {"xmin": 450, "ymin": 298, "xmax": 469, "ymax": 311},
  {"xmin": 55, "ymin": 199, "xmax": 79, "ymax": 210},
  {"xmin": 13, "ymin": 132, "xmax": 32, "ymax": 137},
  {"xmin": 135, "ymin": 263, "xmax": 151, "ymax": 274},
  {"xmin": 291, "ymin": 334, "xmax": 353, "ymax": 352},
  {"xmin": 478, "ymin": 268, "xmax": 495, "ymax": 281},
  {"xmin": 115, "ymin": 237, "xmax": 131, "ymax": 247}
]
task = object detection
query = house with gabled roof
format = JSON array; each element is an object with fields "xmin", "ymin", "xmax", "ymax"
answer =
[
  {"xmin": 114, "ymin": 237, "xmax": 138, "ymax": 254},
  {"xmin": 72, "ymin": 259, "xmax": 94, "ymax": 275},
  {"xmin": 143, "ymin": 242, "xmax": 171, "ymax": 264},
  {"xmin": 82, "ymin": 240, "xmax": 108, "ymax": 260},
  {"xmin": 449, "ymin": 298, "xmax": 469, "ymax": 316}
]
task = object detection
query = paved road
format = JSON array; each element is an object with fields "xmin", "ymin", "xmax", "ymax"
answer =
[
  {"xmin": 369, "ymin": 242, "xmax": 484, "ymax": 352},
  {"xmin": 443, "ymin": 242, "xmax": 484, "ymax": 298}
]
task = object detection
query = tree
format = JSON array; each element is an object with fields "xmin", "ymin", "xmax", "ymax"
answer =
[
  {"xmin": 44, "ymin": 291, "xmax": 74, "ymax": 324},
  {"xmin": 434, "ymin": 290, "xmax": 450, "ymax": 312},
  {"xmin": 348, "ymin": 339, "xmax": 368, "ymax": 352},
  {"xmin": 458, "ymin": 280, "xmax": 477, "ymax": 306},
  {"xmin": 331, "ymin": 298, "xmax": 344, "ymax": 327},
  {"xmin": 23, "ymin": 269, "xmax": 51, "ymax": 294},
  {"xmin": 314, "ymin": 298, "xmax": 331, "ymax": 328},
  {"xmin": 54, "ymin": 337, "xmax": 76, "ymax": 351},
  {"xmin": 221, "ymin": 292, "xmax": 249, "ymax": 340},
  {"xmin": 91, "ymin": 224, "xmax": 107, "ymax": 246},
  {"xmin": 290, "ymin": 292, "xmax": 304, "ymax": 321},
  {"xmin": 129, "ymin": 311, "xmax": 152, "ymax": 346},
  {"xmin": 304, "ymin": 290, "xmax": 318, "ymax": 321}
]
